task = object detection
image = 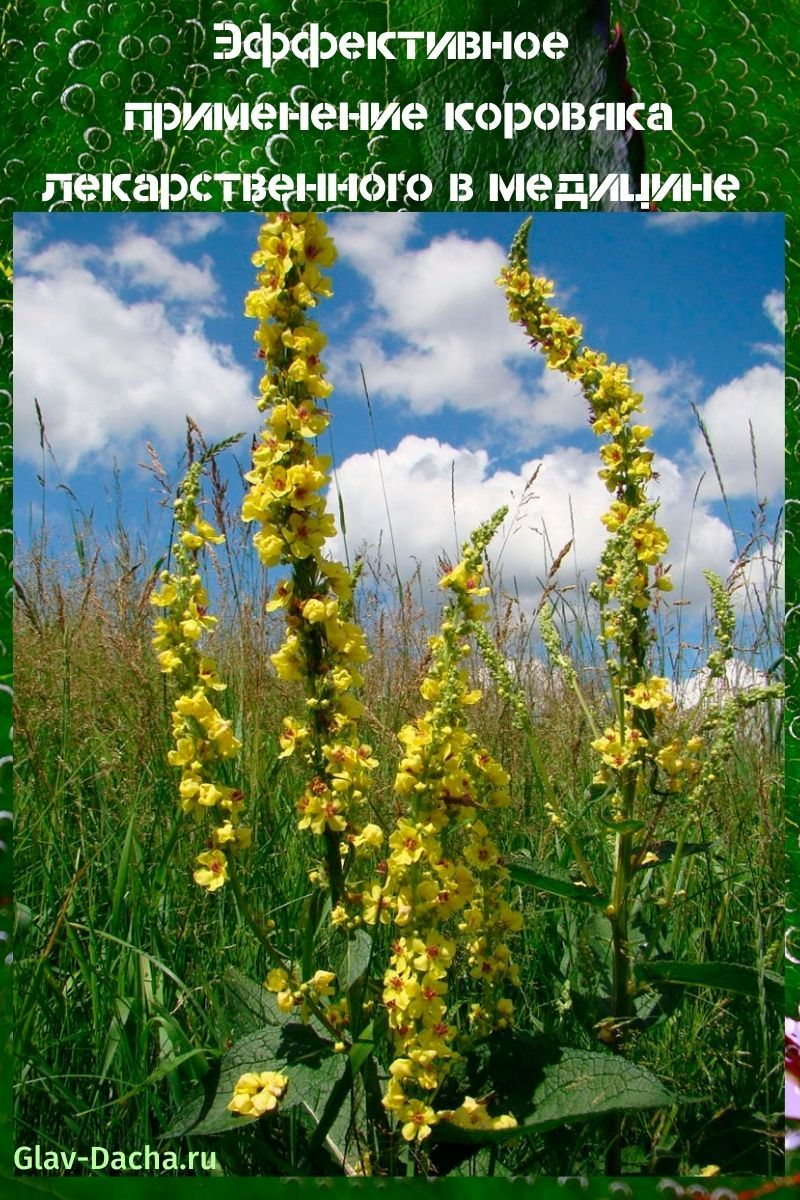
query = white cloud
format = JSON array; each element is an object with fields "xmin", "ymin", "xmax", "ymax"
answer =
[
  {"xmin": 330, "ymin": 217, "xmax": 695, "ymax": 450},
  {"xmin": 675, "ymin": 660, "xmax": 771, "ymax": 710},
  {"xmin": 22, "ymin": 230, "xmax": 221, "ymax": 308},
  {"xmin": 330, "ymin": 434, "xmax": 733, "ymax": 614},
  {"xmin": 690, "ymin": 364, "xmax": 784, "ymax": 500},
  {"xmin": 330, "ymin": 212, "xmax": 423, "ymax": 270},
  {"xmin": 649, "ymin": 213, "xmax": 762, "ymax": 235},
  {"xmin": 22, "ymin": 238, "xmax": 100, "ymax": 276},
  {"xmin": 158, "ymin": 214, "xmax": 225, "ymax": 245},
  {"xmin": 14, "ymin": 252, "xmax": 253, "ymax": 473},
  {"xmin": 763, "ymin": 289, "xmax": 786, "ymax": 336},
  {"xmin": 628, "ymin": 358, "xmax": 700, "ymax": 431},
  {"xmin": 649, "ymin": 455, "xmax": 736, "ymax": 603},
  {"xmin": 752, "ymin": 341, "xmax": 785, "ymax": 364},
  {"xmin": 331, "ymin": 222, "xmax": 532, "ymax": 425},
  {"xmin": 752, "ymin": 290, "xmax": 787, "ymax": 362},
  {"xmin": 649, "ymin": 213, "xmax": 727, "ymax": 234},
  {"xmin": 13, "ymin": 223, "xmax": 42, "ymax": 265},
  {"xmin": 110, "ymin": 233, "xmax": 219, "ymax": 305}
]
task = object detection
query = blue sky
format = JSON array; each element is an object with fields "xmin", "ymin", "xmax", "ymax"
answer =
[{"xmin": 13, "ymin": 210, "xmax": 784, "ymax": 650}]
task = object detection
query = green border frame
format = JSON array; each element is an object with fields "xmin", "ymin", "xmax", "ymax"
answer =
[{"xmin": 1, "ymin": 0, "xmax": 795, "ymax": 1194}]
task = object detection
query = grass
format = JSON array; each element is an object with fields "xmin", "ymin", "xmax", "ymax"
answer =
[{"xmin": 13, "ymin": 476, "xmax": 784, "ymax": 1176}]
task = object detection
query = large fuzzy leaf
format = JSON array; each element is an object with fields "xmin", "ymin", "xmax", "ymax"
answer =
[
  {"xmin": 167, "ymin": 1019, "xmax": 342, "ymax": 1138},
  {"xmin": 433, "ymin": 1045, "xmax": 673, "ymax": 1145}
]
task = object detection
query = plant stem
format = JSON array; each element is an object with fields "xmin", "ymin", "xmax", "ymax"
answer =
[
  {"xmin": 227, "ymin": 859, "xmax": 348, "ymax": 1045},
  {"xmin": 605, "ymin": 773, "xmax": 636, "ymax": 1176}
]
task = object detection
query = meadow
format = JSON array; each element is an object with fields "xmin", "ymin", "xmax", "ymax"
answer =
[{"xmin": 13, "ymin": 215, "xmax": 784, "ymax": 1179}]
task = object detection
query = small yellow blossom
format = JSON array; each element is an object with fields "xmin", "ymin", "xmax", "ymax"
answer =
[
  {"xmin": 399, "ymin": 1099, "xmax": 438, "ymax": 1142},
  {"xmin": 227, "ymin": 1071, "xmax": 288, "ymax": 1117},
  {"xmin": 193, "ymin": 850, "xmax": 228, "ymax": 891}
]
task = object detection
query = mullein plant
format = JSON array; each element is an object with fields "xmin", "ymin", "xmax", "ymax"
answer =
[
  {"xmin": 497, "ymin": 220, "xmax": 783, "ymax": 1058},
  {"xmin": 235, "ymin": 214, "xmax": 385, "ymax": 1092},
  {"xmin": 377, "ymin": 510, "xmax": 521, "ymax": 1142},
  {"xmin": 151, "ymin": 460, "xmax": 249, "ymax": 891},
  {"xmin": 231, "ymin": 215, "xmax": 525, "ymax": 1147},
  {"xmin": 241, "ymin": 212, "xmax": 380, "ymax": 911},
  {"xmin": 498, "ymin": 222, "xmax": 694, "ymax": 1050},
  {"xmin": 145, "ymin": 215, "xmax": 782, "ymax": 1167}
]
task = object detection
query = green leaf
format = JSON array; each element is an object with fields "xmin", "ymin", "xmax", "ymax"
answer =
[
  {"xmin": 527, "ymin": 1048, "xmax": 674, "ymax": 1129},
  {"xmin": 199, "ymin": 432, "xmax": 245, "ymax": 464},
  {"xmin": 167, "ymin": 1019, "xmax": 341, "ymax": 1138},
  {"xmin": 638, "ymin": 960, "xmax": 784, "ymax": 1008},
  {"xmin": 223, "ymin": 966, "xmax": 285, "ymax": 1037},
  {"xmin": 632, "ymin": 840, "xmax": 712, "ymax": 871},
  {"xmin": 433, "ymin": 1047, "xmax": 673, "ymax": 1145},
  {"xmin": 342, "ymin": 928, "xmax": 373, "ymax": 993},
  {"xmin": 305, "ymin": 1025, "xmax": 375, "ymax": 1172},
  {"xmin": 507, "ymin": 857, "xmax": 608, "ymax": 909},
  {"xmin": 598, "ymin": 814, "xmax": 645, "ymax": 835}
]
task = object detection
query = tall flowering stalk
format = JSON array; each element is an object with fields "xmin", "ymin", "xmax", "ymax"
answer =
[
  {"xmin": 151, "ymin": 460, "xmax": 249, "ymax": 891},
  {"xmin": 376, "ymin": 510, "xmax": 520, "ymax": 1144},
  {"xmin": 498, "ymin": 219, "xmax": 784, "ymax": 1172},
  {"xmin": 241, "ymin": 213, "xmax": 379, "ymax": 908},
  {"xmin": 498, "ymin": 219, "xmax": 691, "ymax": 1048}
]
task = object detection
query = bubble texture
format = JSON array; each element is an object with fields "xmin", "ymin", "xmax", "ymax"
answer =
[
  {"xmin": 623, "ymin": 0, "xmax": 797, "ymax": 1018},
  {"xmin": 1, "ymin": 0, "xmax": 633, "ymax": 216}
]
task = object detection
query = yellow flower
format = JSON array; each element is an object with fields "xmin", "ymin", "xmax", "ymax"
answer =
[
  {"xmin": 362, "ymin": 883, "xmax": 391, "ymax": 926},
  {"xmin": 399, "ymin": 1099, "xmax": 438, "ymax": 1142},
  {"xmin": 388, "ymin": 821, "xmax": 434, "ymax": 869},
  {"xmin": 439, "ymin": 559, "xmax": 489, "ymax": 596},
  {"xmin": 625, "ymin": 676, "xmax": 673, "ymax": 711},
  {"xmin": 266, "ymin": 968, "xmax": 291, "ymax": 993},
  {"xmin": 193, "ymin": 850, "xmax": 228, "ymax": 891},
  {"xmin": 309, "ymin": 970, "xmax": 337, "ymax": 998},
  {"xmin": 213, "ymin": 821, "xmax": 251, "ymax": 850},
  {"xmin": 302, "ymin": 596, "xmax": 338, "ymax": 624},
  {"xmin": 158, "ymin": 649, "xmax": 183, "ymax": 673},
  {"xmin": 410, "ymin": 932, "xmax": 457, "ymax": 977},
  {"xmin": 194, "ymin": 518, "xmax": 225, "ymax": 544},
  {"xmin": 444, "ymin": 1096, "xmax": 496, "ymax": 1130},
  {"xmin": 271, "ymin": 635, "xmax": 305, "ymax": 682},
  {"xmin": 591, "ymin": 728, "xmax": 647, "ymax": 770},
  {"xmin": 351, "ymin": 822, "xmax": 384, "ymax": 850},
  {"xmin": 278, "ymin": 716, "xmax": 309, "ymax": 758},
  {"xmin": 227, "ymin": 1070, "xmax": 288, "ymax": 1117}
]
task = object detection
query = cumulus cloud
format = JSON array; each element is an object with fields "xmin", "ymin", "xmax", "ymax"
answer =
[
  {"xmin": 158, "ymin": 214, "xmax": 225, "ymax": 245},
  {"xmin": 751, "ymin": 290, "xmax": 787, "ymax": 362},
  {"xmin": 690, "ymin": 363, "xmax": 784, "ymax": 500},
  {"xmin": 331, "ymin": 218, "xmax": 533, "ymax": 425},
  {"xmin": 109, "ymin": 233, "xmax": 220, "ymax": 306},
  {"xmin": 763, "ymin": 290, "xmax": 786, "ymax": 335},
  {"xmin": 330, "ymin": 212, "xmax": 424, "ymax": 269},
  {"xmin": 330, "ymin": 434, "xmax": 734, "ymax": 614},
  {"xmin": 13, "ymin": 222, "xmax": 43, "ymax": 263},
  {"xmin": 330, "ymin": 215, "xmax": 694, "ymax": 451},
  {"xmin": 20, "ymin": 230, "xmax": 219, "ymax": 308},
  {"xmin": 14, "ymin": 243, "xmax": 253, "ymax": 473}
]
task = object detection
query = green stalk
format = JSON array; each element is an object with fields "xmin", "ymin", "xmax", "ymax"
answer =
[
  {"xmin": 605, "ymin": 772, "xmax": 636, "ymax": 1177},
  {"xmin": 227, "ymin": 859, "xmax": 347, "ymax": 1045},
  {"xmin": 663, "ymin": 819, "xmax": 690, "ymax": 908}
]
